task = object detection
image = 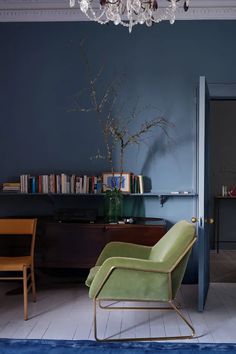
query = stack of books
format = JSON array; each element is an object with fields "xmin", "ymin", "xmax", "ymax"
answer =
[
  {"xmin": 2, "ymin": 182, "xmax": 21, "ymax": 193},
  {"xmin": 130, "ymin": 174, "xmax": 144, "ymax": 194}
]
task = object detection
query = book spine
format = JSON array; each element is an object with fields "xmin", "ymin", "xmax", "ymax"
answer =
[
  {"xmin": 83, "ymin": 175, "xmax": 87, "ymax": 194},
  {"xmin": 38, "ymin": 175, "xmax": 42, "ymax": 193},
  {"xmin": 24, "ymin": 174, "xmax": 29, "ymax": 194},
  {"xmin": 138, "ymin": 175, "xmax": 144, "ymax": 194},
  {"xmin": 20, "ymin": 175, "xmax": 24, "ymax": 193},
  {"xmin": 61, "ymin": 173, "xmax": 67, "ymax": 194},
  {"xmin": 94, "ymin": 176, "xmax": 97, "ymax": 194},
  {"xmin": 31, "ymin": 176, "xmax": 36, "ymax": 193},
  {"xmin": 66, "ymin": 175, "xmax": 70, "ymax": 194},
  {"xmin": 49, "ymin": 174, "xmax": 55, "ymax": 193},
  {"xmin": 43, "ymin": 175, "xmax": 49, "ymax": 194},
  {"xmin": 56, "ymin": 174, "xmax": 61, "ymax": 194},
  {"xmin": 97, "ymin": 176, "xmax": 102, "ymax": 193},
  {"xmin": 70, "ymin": 174, "xmax": 75, "ymax": 194}
]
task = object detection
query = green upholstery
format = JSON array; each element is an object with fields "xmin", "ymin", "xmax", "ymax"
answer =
[{"xmin": 86, "ymin": 220, "xmax": 195, "ymax": 302}]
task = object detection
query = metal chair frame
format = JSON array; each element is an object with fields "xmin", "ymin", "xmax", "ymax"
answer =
[{"xmin": 93, "ymin": 237, "xmax": 196, "ymax": 341}]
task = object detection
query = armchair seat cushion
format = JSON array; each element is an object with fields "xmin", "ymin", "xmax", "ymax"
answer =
[{"xmin": 85, "ymin": 266, "xmax": 100, "ymax": 287}]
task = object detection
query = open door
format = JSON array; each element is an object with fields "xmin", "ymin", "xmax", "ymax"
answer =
[{"xmin": 197, "ymin": 76, "xmax": 211, "ymax": 311}]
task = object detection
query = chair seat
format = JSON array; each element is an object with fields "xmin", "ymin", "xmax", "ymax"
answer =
[
  {"xmin": 0, "ymin": 256, "xmax": 32, "ymax": 271},
  {"xmin": 85, "ymin": 266, "xmax": 100, "ymax": 287}
]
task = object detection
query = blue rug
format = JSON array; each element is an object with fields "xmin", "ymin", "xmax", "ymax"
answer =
[{"xmin": 1, "ymin": 339, "xmax": 236, "ymax": 354}]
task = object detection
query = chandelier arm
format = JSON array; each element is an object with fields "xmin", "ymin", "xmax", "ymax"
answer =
[
  {"xmin": 69, "ymin": 0, "xmax": 189, "ymax": 33},
  {"xmin": 104, "ymin": 0, "xmax": 120, "ymax": 5}
]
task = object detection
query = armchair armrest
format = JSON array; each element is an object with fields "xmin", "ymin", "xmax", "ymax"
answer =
[
  {"xmin": 95, "ymin": 242, "xmax": 152, "ymax": 266},
  {"xmin": 90, "ymin": 257, "xmax": 171, "ymax": 301}
]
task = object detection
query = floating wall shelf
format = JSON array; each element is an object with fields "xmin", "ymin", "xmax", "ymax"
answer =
[{"xmin": 0, "ymin": 191, "xmax": 198, "ymax": 207}]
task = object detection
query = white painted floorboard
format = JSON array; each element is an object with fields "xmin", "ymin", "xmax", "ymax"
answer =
[{"xmin": 1, "ymin": 280, "xmax": 236, "ymax": 343}]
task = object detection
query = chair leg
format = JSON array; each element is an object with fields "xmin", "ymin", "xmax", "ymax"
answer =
[
  {"xmin": 169, "ymin": 300, "xmax": 195, "ymax": 336},
  {"xmin": 94, "ymin": 298, "xmax": 195, "ymax": 342},
  {"xmin": 31, "ymin": 265, "xmax": 36, "ymax": 302},
  {"xmin": 23, "ymin": 266, "xmax": 28, "ymax": 321}
]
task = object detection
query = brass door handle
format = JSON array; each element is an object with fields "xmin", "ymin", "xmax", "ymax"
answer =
[
  {"xmin": 191, "ymin": 217, "xmax": 198, "ymax": 223},
  {"xmin": 191, "ymin": 217, "xmax": 214, "ymax": 224},
  {"xmin": 206, "ymin": 218, "xmax": 214, "ymax": 224}
]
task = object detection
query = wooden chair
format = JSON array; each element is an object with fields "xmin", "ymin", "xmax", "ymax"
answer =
[{"xmin": 0, "ymin": 219, "xmax": 37, "ymax": 320}]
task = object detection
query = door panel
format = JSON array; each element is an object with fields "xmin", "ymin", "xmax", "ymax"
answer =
[{"xmin": 198, "ymin": 76, "xmax": 210, "ymax": 311}]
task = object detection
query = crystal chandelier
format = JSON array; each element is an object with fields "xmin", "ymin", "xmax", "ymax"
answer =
[{"xmin": 69, "ymin": 0, "xmax": 190, "ymax": 33}]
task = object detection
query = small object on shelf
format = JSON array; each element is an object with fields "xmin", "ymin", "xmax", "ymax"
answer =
[
  {"xmin": 123, "ymin": 218, "xmax": 134, "ymax": 224},
  {"xmin": 102, "ymin": 172, "xmax": 131, "ymax": 193},
  {"xmin": 228, "ymin": 186, "xmax": 236, "ymax": 197},
  {"xmin": 104, "ymin": 189, "xmax": 123, "ymax": 224},
  {"xmin": 137, "ymin": 175, "xmax": 144, "ymax": 194},
  {"xmin": 171, "ymin": 191, "xmax": 191, "ymax": 195}
]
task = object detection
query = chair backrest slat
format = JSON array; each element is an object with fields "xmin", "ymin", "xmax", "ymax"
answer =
[
  {"xmin": 0, "ymin": 219, "xmax": 37, "ymax": 235},
  {"xmin": 0, "ymin": 219, "xmax": 37, "ymax": 258}
]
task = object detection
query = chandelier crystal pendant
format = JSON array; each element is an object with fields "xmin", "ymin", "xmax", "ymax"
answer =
[{"xmin": 69, "ymin": 0, "xmax": 190, "ymax": 33}]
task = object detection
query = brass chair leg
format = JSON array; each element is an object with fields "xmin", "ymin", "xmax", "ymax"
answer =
[
  {"xmin": 169, "ymin": 300, "xmax": 195, "ymax": 337},
  {"xmin": 98, "ymin": 299, "xmax": 176, "ymax": 311},
  {"xmin": 94, "ymin": 298, "xmax": 195, "ymax": 342}
]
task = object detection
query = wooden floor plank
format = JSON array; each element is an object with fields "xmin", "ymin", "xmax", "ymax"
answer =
[
  {"xmin": 1, "ymin": 279, "xmax": 236, "ymax": 342},
  {"xmin": 26, "ymin": 321, "xmax": 51, "ymax": 339},
  {"xmin": 103, "ymin": 302, "xmax": 124, "ymax": 340},
  {"xmin": 119, "ymin": 304, "xmax": 137, "ymax": 340}
]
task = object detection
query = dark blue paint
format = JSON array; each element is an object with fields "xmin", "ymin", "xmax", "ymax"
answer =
[{"xmin": 1, "ymin": 21, "xmax": 236, "ymax": 283}]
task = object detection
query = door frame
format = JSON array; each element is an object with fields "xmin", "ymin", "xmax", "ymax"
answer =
[{"xmin": 196, "ymin": 80, "xmax": 236, "ymax": 310}]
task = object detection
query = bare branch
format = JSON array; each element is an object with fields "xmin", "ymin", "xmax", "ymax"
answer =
[
  {"xmin": 98, "ymin": 77, "xmax": 119, "ymax": 113},
  {"xmin": 71, "ymin": 42, "xmax": 172, "ymax": 177},
  {"xmin": 123, "ymin": 117, "xmax": 171, "ymax": 149}
]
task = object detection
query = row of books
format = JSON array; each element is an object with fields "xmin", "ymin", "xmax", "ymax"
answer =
[
  {"xmin": 1, "ymin": 173, "xmax": 145, "ymax": 194},
  {"xmin": 19, "ymin": 174, "xmax": 103, "ymax": 194}
]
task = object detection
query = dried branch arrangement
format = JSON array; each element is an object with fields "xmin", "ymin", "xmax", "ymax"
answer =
[{"xmin": 71, "ymin": 43, "xmax": 172, "ymax": 186}]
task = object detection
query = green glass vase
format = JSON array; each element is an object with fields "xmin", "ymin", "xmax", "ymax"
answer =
[{"xmin": 104, "ymin": 189, "xmax": 123, "ymax": 224}]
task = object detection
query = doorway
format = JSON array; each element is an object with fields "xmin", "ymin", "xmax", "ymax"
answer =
[{"xmin": 209, "ymin": 99, "xmax": 236, "ymax": 283}]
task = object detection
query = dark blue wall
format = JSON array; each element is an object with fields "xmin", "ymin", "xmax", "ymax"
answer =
[{"xmin": 1, "ymin": 20, "xmax": 236, "ymax": 281}]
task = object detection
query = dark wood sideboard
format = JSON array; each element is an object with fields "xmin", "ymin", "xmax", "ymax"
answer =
[{"xmin": 36, "ymin": 218, "xmax": 166, "ymax": 269}]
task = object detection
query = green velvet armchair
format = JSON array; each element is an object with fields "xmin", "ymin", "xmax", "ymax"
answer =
[{"xmin": 86, "ymin": 220, "xmax": 196, "ymax": 341}]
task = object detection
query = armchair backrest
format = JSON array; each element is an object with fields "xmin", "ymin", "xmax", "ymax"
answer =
[
  {"xmin": 149, "ymin": 220, "xmax": 195, "ymax": 266},
  {"xmin": 149, "ymin": 220, "xmax": 196, "ymax": 298}
]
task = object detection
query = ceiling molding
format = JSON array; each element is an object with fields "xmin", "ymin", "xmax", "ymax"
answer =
[{"xmin": 0, "ymin": 0, "xmax": 236, "ymax": 22}]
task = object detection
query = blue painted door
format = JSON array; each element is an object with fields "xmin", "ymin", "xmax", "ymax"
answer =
[{"xmin": 198, "ymin": 76, "xmax": 211, "ymax": 312}]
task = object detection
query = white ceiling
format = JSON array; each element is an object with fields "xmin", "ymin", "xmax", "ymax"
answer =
[{"xmin": 0, "ymin": 0, "xmax": 236, "ymax": 22}]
